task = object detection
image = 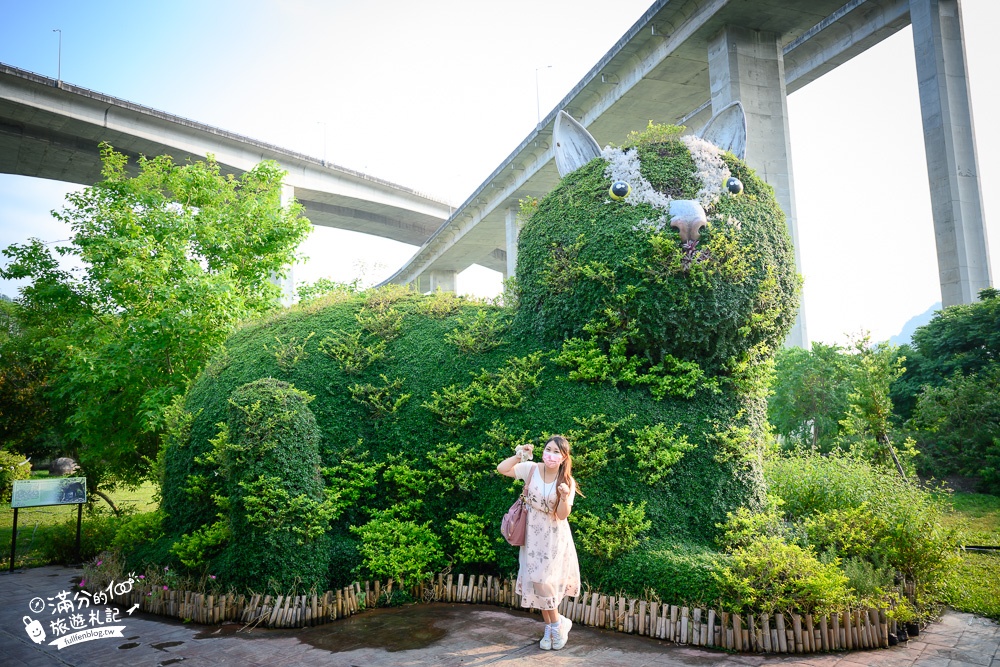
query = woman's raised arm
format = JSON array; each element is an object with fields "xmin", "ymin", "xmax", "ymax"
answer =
[{"xmin": 497, "ymin": 444, "xmax": 533, "ymax": 477}]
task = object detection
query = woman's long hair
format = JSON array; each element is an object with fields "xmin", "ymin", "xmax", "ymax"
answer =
[{"xmin": 546, "ymin": 435, "xmax": 584, "ymax": 503}]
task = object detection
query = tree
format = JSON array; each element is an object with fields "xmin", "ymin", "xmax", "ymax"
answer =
[
  {"xmin": 768, "ymin": 342, "xmax": 853, "ymax": 451},
  {"xmin": 892, "ymin": 287, "xmax": 1000, "ymax": 419},
  {"xmin": 909, "ymin": 364, "xmax": 1000, "ymax": 491},
  {"xmin": 838, "ymin": 333, "xmax": 911, "ymax": 477},
  {"xmin": 0, "ymin": 144, "xmax": 311, "ymax": 493}
]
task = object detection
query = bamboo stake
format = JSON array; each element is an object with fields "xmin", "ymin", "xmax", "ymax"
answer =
[
  {"xmin": 720, "ymin": 612, "xmax": 730, "ymax": 649},
  {"xmin": 708, "ymin": 609, "xmax": 717, "ymax": 647},
  {"xmin": 775, "ymin": 613, "xmax": 788, "ymax": 653},
  {"xmin": 805, "ymin": 614, "xmax": 814, "ymax": 652},
  {"xmin": 639, "ymin": 600, "xmax": 647, "ymax": 635},
  {"xmin": 670, "ymin": 605, "xmax": 678, "ymax": 641},
  {"xmin": 691, "ymin": 608, "xmax": 701, "ymax": 645},
  {"xmin": 680, "ymin": 606, "xmax": 689, "ymax": 644},
  {"xmin": 820, "ymin": 615, "xmax": 829, "ymax": 651},
  {"xmin": 733, "ymin": 612, "xmax": 742, "ymax": 651}
]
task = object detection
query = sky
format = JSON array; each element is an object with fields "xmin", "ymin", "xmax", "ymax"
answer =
[{"xmin": 1, "ymin": 0, "xmax": 997, "ymax": 345}]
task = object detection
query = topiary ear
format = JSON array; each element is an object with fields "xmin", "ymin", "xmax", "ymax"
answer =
[
  {"xmin": 554, "ymin": 111, "xmax": 601, "ymax": 177},
  {"xmin": 699, "ymin": 101, "xmax": 747, "ymax": 160}
]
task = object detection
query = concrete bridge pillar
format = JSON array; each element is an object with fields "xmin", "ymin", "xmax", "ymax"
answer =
[
  {"xmin": 428, "ymin": 269, "xmax": 457, "ymax": 293},
  {"xmin": 505, "ymin": 206, "xmax": 520, "ymax": 280},
  {"xmin": 708, "ymin": 26, "xmax": 808, "ymax": 348},
  {"xmin": 910, "ymin": 0, "xmax": 992, "ymax": 305}
]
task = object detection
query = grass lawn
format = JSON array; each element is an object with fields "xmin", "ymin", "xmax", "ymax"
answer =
[
  {"xmin": 1, "ymin": 478, "xmax": 158, "ymax": 570},
  {"xmin": 941, "ymin": 492, "xmax": 1000, "ymax": 619}
]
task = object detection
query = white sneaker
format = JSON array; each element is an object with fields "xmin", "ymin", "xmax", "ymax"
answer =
[
  {"xmin": 552, "ymin": 614, "xmax": 572, "ymax": 650},
  {"xmin": 539, "ymin": 623, "xmax": 553, "ymax": 650}
]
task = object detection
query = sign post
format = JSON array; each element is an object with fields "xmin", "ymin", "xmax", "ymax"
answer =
[{"xmin": 9, "ymin": 477, "xmax": 87, "ymax": 573}]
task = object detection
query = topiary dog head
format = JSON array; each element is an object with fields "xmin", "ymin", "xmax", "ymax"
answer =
[{"xmin": 514, "ymin": 104, "xmax": 800, "ymax": 378}]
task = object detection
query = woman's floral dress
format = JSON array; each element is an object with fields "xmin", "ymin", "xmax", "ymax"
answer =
[{"xmin": 513, "ymin": 461, "xmax": 581, "ymax": 610}]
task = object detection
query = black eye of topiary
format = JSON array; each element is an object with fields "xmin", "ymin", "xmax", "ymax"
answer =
[
  {"xmin": 609, "ymin": 181, "xmax": 631, "ymax": 200},
  {"xmin": 726, "ymin": 177, "xmax": 744, "ymax": 195}
]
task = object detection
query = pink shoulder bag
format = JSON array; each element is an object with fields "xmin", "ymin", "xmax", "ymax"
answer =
[{"xmin": 501, "ymin": 464, "xmax": 535, "ymax": 546}]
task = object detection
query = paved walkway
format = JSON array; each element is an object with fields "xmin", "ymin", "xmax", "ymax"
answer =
[{"xmin": 2, "ymin": 566, "xmax": 998, "ymax": 666}]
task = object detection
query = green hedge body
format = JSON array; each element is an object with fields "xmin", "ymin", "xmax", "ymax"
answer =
[{"xmin": 161, "ymin": 131, "xmax": 799, "ymax": 600}]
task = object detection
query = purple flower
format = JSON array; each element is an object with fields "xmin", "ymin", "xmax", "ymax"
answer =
[
  {"xmin": 79, "ymin": 579, "xmax": 86, "ymax": 587},
  {"xmin": 163, "ymin": 585, "xmax": 169, "ymax": 591},
  {"xmin": 96, "ymin": 560, "xmax": 102, "ymax": 567},
  {"xmin": 209, "ymin": 575, "xmax": 216, "ymax": 580},
  {"xmin": 138, "ymin": 575, "xmax": 145, "ymax": 580}
]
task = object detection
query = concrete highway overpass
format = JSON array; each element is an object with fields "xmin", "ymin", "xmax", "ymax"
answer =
[
  {"xmin": 383, "ymin": 0, "xmax": 990, "ymax": 348},
  {"xmin": 0, "ymin": 0, "xmax": 991, "ymax": 347},
  {"xmin": 0, "ymin": 63, "xmax": 452, "ymax": 249}
]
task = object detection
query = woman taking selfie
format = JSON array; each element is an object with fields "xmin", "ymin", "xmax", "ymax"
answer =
[{"xmin": 496, "ymin": 435, "xmax": 581, "ymax": 650}]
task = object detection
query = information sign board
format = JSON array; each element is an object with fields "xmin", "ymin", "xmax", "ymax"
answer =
[{"xmin": 11, "ymin": 477, "xmax": 87, "ymax": 508}]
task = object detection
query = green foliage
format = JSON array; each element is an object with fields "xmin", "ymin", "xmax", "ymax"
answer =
[
  {"xmin": 422, "ymin": 353, "xmax": 543, "ymax": 428},
  {"xmin": 0, "ymin": 448, "xmax": 31, "ymax": 502},
  {"xmin": 768, "ymin": 342, "xmax": 853, "ymax": 450},
  {"xmin": 112, "ymin": 508, "xmax": 165, "ymax": 553},
  {"xmin": 264, "ymin": 332, "xmax": 315, "ymax": 370},
  {"xmin": 41, "ymin": 507, "xmax": 122, "ymax": 564},
  {"xmin": 350, "ymin": 514, "xmax": 444, "ymax": 586},
  {"xmin": 0, "ymin": 301, "xmax": 58, "ymax": 459},
  {"xmin": 572, "ymin": 501, "xmax": 652, "ymax": 561},
  {"xmin": 0, "ymin": 144, "xmax": 311, "ymax": 491},
  {"xmin": 893, "ymin": 287, "xmax": 1000, "ymax": 419},
  {"xmin": 715, "ymin": 495, "xmax": 787, "ymax": 552},
  {"xmin": 628, "ymin": 423, "xmax": 696, "ymax": 484},
  {"xmin": 765, "ymin": 451, "xmax": 960, "ymax": 605},
  {"xmin": 164, "ymin": 378, "xmax": 334, "ymax": 593},
  {"xmin": 621, "ymin": 120, "xmax": 685, "ymax": 148},
  {"xmin": 348, "ymin": 375, "xmax": 411, "ymax": 418},
  {"xmin": 712, "ymin": 536, "xmax": 851, "ymax": 615},
  {"xmin": 909, "ymin": 364, "xmax": 1000, "ymax": 492},
  {"xmin": 170, "ymin": 520, "xmax": 229, "ymax": 569},
  {"xmin": 319, "ymin": 330, "xmax": 387, "ymax": 375},
  {"xmin": 445, "ymin": 512, "xmax": 496, "ymax": 565},
  {"xmin": 416, "ymin": 289, "xmax": 465, "ymax": 319},
  {"xmin": 445, "ymin": 308, "xmax": 510, "ymax": 353},
  {"xmin": 838, "ymin": 333, "xmax": 909, "ymax": 471},
  {"xmin": 561, "ymin": 414, "xmax": 627, "ymax": 479},
  {"xmin": 355, "ymin": 306, "xmax": 404, "ymax": 341},
  {"xmin": 296, "ymin": 277, "xmax": 360, "ymax": 303}
]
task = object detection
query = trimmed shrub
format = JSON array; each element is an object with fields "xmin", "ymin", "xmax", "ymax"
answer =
[{"xmin": 159, "ymin": 124, "xmax": 800, "ymax": 602}]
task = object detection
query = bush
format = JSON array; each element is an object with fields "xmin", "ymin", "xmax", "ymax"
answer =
[
  {"xmin": 0, "ymin": 448, "xmax": 31, "ymax": 501},
  {"xmin": 112, "ymin": 509, "xmax": 165, "ymax": 552},
  {"xmin": 909, "ymin": 363, "xmax": 1000, "ymax": 491},
  {"xmin": 179, "ymin": 378, "xmax": 336, "ymax": 593},
  {"xmin": 712, "ymin": 536, "xmax": 850, "ymax": 616},
  {"xmin": 41, "ymin": 508, "xmax": 121, "ymax": 564},
  {"xmin": 350, "ymin": 514, "xmax": 444, "ymax": 586},
  {"xmin": 765, "ymin": 451, "xmax": 959, "ymax": 606}
]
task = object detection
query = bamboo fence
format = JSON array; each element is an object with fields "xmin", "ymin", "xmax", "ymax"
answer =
[{"xmin": 109, "ymin": 572, "xmax": 900, "ymax": 653}]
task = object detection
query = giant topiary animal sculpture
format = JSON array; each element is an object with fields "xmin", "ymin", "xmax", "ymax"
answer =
[{"xmin": 158, "ymin": 103, "xmax": 800, "ymax": 599}]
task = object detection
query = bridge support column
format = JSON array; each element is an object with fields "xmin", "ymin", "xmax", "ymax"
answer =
[
  {"xmin": 428, "ymin": 269, "xmax": 457, "ymax": 293},
  {"xmin": 271, "ymin": 183, "xmax": 296, "ymax": 305},
  {"xmin": 505, "ymin": 206, "xmax": 520, "ymax": 280},
  {"xmin": 708, "ymin": 26, "xmax": 807, "ymax": 347},
  {"xmin": 911, "ymin": 0, "xmax": 992, "ymax": 305}
]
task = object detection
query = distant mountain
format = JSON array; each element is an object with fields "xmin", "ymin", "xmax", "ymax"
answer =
[{"xmin": 890, "ymin": 302, "xmax": 941, "ymax": 346}]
